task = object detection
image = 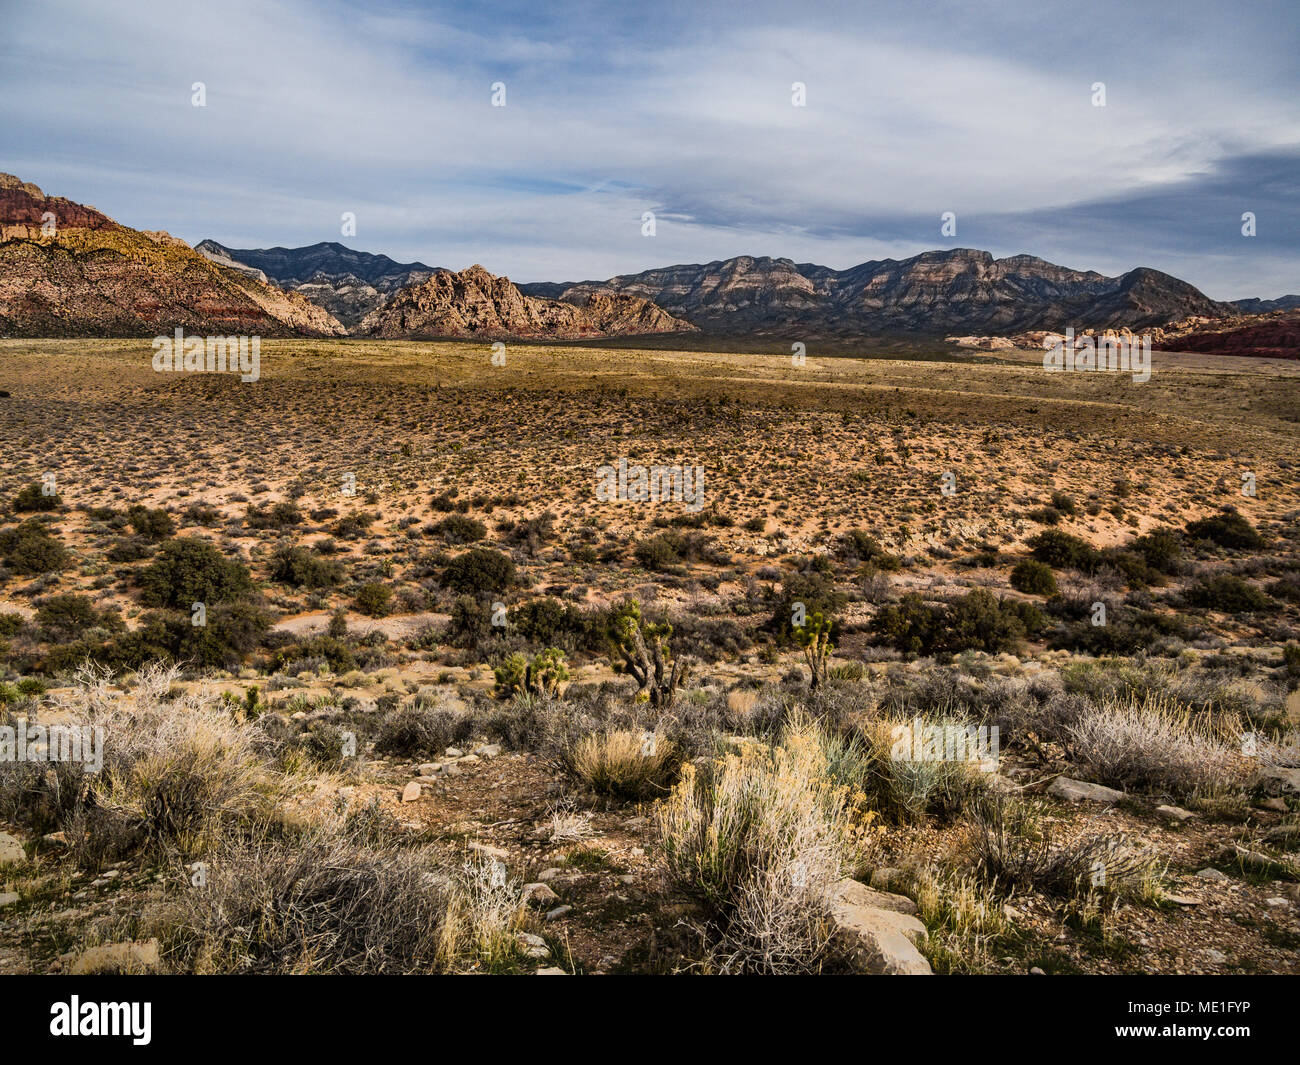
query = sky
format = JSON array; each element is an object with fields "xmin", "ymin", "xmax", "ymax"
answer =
[{"xmin": 3, "ymin": 0, "xmax": 1297, "ymax": 298}]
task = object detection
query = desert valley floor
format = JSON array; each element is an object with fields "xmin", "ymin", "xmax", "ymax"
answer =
[{"xmin": 1, "ymin": 338, "xmax": 1299, "ymax": 974}]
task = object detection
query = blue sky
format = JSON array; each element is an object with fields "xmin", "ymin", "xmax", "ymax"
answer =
[{"xmin": 3, "ymin": 0, "xmax": 1297, "ymax": 297}]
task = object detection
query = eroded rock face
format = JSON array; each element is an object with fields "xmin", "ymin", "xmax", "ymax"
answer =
[
  {"xmin": 360, "ymin": 265, "xmax": 695, "ymax": 339},
  {"xmin": 521, "ymin": 250, "xmax": 1232, "ymax": 336},
  {"xmin": 829, "ymin": 879, "xmax": 932, "ymax": 975},
  {"xmin": 0, "ymin": 173, "xmax": 346, "ymax": 338}
]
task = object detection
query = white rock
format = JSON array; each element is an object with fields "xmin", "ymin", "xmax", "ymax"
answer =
[
  {"xmin": 829, "ymin": 879, "xmax": 931, "ymax": 975},
  {"xmin": 1195, "ymin": 867, "xmax": 1229, "ymax": 881},
  {"xmin": 1155, "ymin": 804, "xmax": 1194, "ymax": 822},
  {"xmin": 1048, "ymin": 776, "xmax": 1124, "ymax": 803},
  {"xmin": 400, "ymin": 781, "xmax": 421, "ymax": 802}
]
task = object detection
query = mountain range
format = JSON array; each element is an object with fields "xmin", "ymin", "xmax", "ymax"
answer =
[
  {"xmin": 195, "ymin": 240, "xmax": 438, "ymax": 328},
  {"xmin": 1, "ymin": 172, "xmax": 1295, "ymax": 353},
  {"xmin": 519, "ymin": 252, "xmax": 1239, "ymax": 337}
]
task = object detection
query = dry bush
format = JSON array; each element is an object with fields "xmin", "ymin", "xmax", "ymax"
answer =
[
  {"xmin": 568, "ymin": 729, "xmax": 680, "ymax": 800},
  {"xmin": 0, "ymin": 663, "xmax": 278, "ymax": 865},
  {"xmin": 148, "ymin": 822, "xmax": 529, "ymax": 974},
  {"xmin": 966, "ymin": 796, "xmax": 1164, "ymax": 910},
  {"xmin": 1066, "ymin": 693, "xmax": 1253, "ymax": 797},
  {"xmin": 656, "ymin": 718, "xmax": 867, "ymax": 973},
  {"xmin": 853, "ymin": 713, "xmax": 990, "ymax": 823},
  {"xmin": 904, "ymin": 863, "xmax": 1012, "ymax": 974},
  {"xmin": 373, "ymin": 700, "xmax": 476, "ymax": 758}
]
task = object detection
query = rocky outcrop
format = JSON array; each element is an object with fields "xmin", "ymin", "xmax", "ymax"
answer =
[
  {"xmin": 197, "ymin": 240, "xmax": 437, "ymax": 328},
  {"xmin": 0, "ymin": 174, "xmax": 346, "ymax": 338},
  {"xmin": 360, "ymin": 265, "xmax": 696, "ymax": 339},
  {"xmin": 522, "ymin": 249, "xmax": 1234, "ymax": 337},
  {"xmin": 1153, "ymin": 309, "xmax": 1300, "ymax": 359}
]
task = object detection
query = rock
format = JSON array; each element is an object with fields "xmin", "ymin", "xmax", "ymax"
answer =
[
  {"xmin": 545, "ymin": 904, "xmax": 573, "ymax": 921},
  {"xmin": 417, "ymin": 763, "xmax": 441, "ymax": 776},
  {"xmin": 1048, "ymin": 776, "xmax": 1124, "ymax": 803},
  {"xmin": 537, "ymin": 867, "xmax": 565, "ymax": 881},
  {"xmin": 1261, "ymin": 766, "xmax": 1300, "ymax": 794},
  {"xmin": 0, "ymin": 892, "xmax": 20, "ymax": 908},
  {"xmin": 445, "ymin": 747, "xmax": 464, "ymax": 758},
  {"xmin": 516, "ymin": 932, "xmax": 549, "ymax": 960},
  {"xmin": 535, "ymin": 966, "xmax": 567, "ymax": 975},
  {"xmin": 829, "ymin": 879, "xmax": 931, "ymax": 975},
  {"xmin": 1029, "ymin": 966, "xmax": 1046, "ymax": 975},
  {"xmin": 1161, "ymin": 893, "xmax": 1200, "ymax": 907},
  {"xmin": 1195, "ymin": 867, "xmax": 1229, "ymax": 881},
  {"xmin": 521, "ymin": 882, "xmax": 560, "ymax": 908},
  {"xmin": 68, "ymin": 939, "xmax": 161, "ymax": 975},
  {"xmin": 1206, "ymin": 949, "xmax": 1227, "ymax": 964},
  {"xmin": 0, "ymin": 831, "xmax": 25, "ymax": 866},
  {"xmin": 469, "ymin": 842, "xmax": 509, "ymax": 860},
  {"xmin": 457, "ymin": 754, "xmax": 480, "ymax": 765},
  {"xmin": 1156, "ymin": 804, "xmax": 1194, "ymax": 822},
  {"xmin": 474, "ymin": 744, "xmax": 502, "ymax": 759},
  {"xmin": 1259, "ymin": 797, "xmax": 1288, "ymax": 812},
  {"xmin": 1265, "ymin": 897, "xmax": 1290, "ymax": 908},
  {"xmin": 400, "ymin": 781, "xmax": 421, "ymax": 802}
]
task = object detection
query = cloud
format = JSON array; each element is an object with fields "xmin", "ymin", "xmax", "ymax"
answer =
[{"xmin": 2, "ymin": 0, "xmax": 1297, "ymax": 296}]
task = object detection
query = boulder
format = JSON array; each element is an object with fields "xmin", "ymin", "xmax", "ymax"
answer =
[
  {"xmin": 829, "ymin": 879, "xmax": 931, "ymax": 975},
  {"xmin": 0, "ymin": 831, "xmax": 25, "ymax": 866},
  {"xmin": 1048, "ymin": 776, "xmax": 1124, "ymax": 803}
]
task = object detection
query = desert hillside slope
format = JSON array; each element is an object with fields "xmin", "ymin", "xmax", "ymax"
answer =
[{"xmin": 0, "ymin": 174, "xmax": 345, "ymax": 337}]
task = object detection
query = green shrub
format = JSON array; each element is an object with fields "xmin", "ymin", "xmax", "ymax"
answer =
[
  {"xmin": 1131, "ymin": 528, "xmax": 1182, "ymax": 573},
  {"xmin": 139, "ymin": 538, "xmax": 254, "ymax": 608},
  {"xmin": 352, "ymin": 583, "xmax": 393, "ymax": 618},
  {"xmin": 441, "ymin": 548, "xmax": 515, "ymax": 595},
  {"xmin": 1185, "ymin": 509, "xmax": 1263, "ymax": 550},
  {"xmin": 270, "ymin": 545, "xmax": 343, "ymax": 589},
  {"xmin": 12, "ymin": 483, "xmax": 59, "ymax": 512},
  {"xmin": 0, "ymin": 520, "xmax": 69, "ymax": 574},
  {"xmin": 1027, "ymin": 530, "xmax": 1100, "ymax": 571},
  {"xmin": 1183, "ymin": 575, "xmax": 1271, "ymax": 613},
  {"xmin": 36, "ymin": 594, "xmax": 115, "ymax": 643},
  {"xmin": 127, "ymin": 505, "xmax": 175, "ymax": 542},
  {"xmin": 431, "ymin": 515, "xmax": 486, "ymax": 544},
  {"xmin": 1010, "ymin": 559, "xmax": 1057, "ymax": 597}
]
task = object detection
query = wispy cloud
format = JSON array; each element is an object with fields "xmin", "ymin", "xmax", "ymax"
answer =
[{"xmin": 3, "ymin": 0, "xmax": 1296, "ymax": 297}]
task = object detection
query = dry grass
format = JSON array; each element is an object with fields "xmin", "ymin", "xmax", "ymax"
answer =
[
  {"xmin": 567, "ymin": 729, "xmax": 681, "ymax": 799},
  {"xmin": 656, "ymin": 718, "xmax": 869, "ymax": 973},
  {"xmin": 1066, "ymin": 693, "xmax": 1253, "ymax": 798}
]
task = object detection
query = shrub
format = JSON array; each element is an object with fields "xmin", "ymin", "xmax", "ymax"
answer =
[
  {"xmin": 0, "ymin": 520, "xmax": 69, "ymax": 574},
  {"xmin": 1027, "ymin": 530, "xmax": 1100, "ymax": 571},
  {"xmin": 148, "ymin": 820, "xmax": 527, "ymax": 974},
  {"xmin": 244, "ymin": 501, "xmax": 302, "ymax": 531},
  {"xmin": 656, "ymin": 719, "xmax": 863, "ymax": 973},
  {"xmin": 1066, "ymin": 694, "xmax": 1253, "ymax": 797},
  {"xmin": 441, "ymin": 548, "xmax": 515, "ymax": 596},
  {"xmin": 431, "ymin": 515, "xmax": 486, "ymax": 544},
  {"xmin": 1284, "ymin": 642, "xmax": 1300, "ymax": 679},
  {"xmin": 352, "ymin": 582, "xmax": 393, "ymax": 618},
  {"xmin": 769, "ymin": 572, "xmax": 847, "ymax": 639},
  {"xmin": 1183, "ymin": 574, "xmax": 1271, "ymax": 613},
  {"xmin": 126, "ymin": 505, "xmax": 175, "ymax": 542},
  {"xmin": 270, "ymin": 545, "xmax": 343, "ymax": 589},
  {"xmin": 508, "ymin": 597, "xmax": 590, "ymax": 646},
  {"xmin": 1185, "ymin": 509, "xmax": 1263, "ymax": 550},
  {"xmin": 873, "ymin": 590, "xmax": 1038, "ymax": 656},
  {"xmin": 374, "ymin": 703, "xmax": 474, "ymax": 757},
  {"xmin": 633, "ymin": 533, "xmax": 681, "ymax": 570},
  {"xmin": 0, "ymin": 665, "xmax": 274, "ymax": 865},
  {"xmin": 271, "ymin": 635, "xmax": 355, "ymax": 674},
  {"xmin": 139, "ymin": 538, "xmax": 253, "ymax": 608},
  {"xmin": 13, "ymin": 482, "xmax": 59, "ymax": 512},
  {"xmin": 1132, "ymin": 528, "xmax": 1182, "ymax": 573},
  {"xmin": 1010, "ymin": 559, "xmax": 1058, "ymax": 597},
  {"xmin": 568, "ymin": 729, "xmax": 681, "ymax": 800},
  {"xmin": 36, "ymin": 594, "xmax": 111, "ymax": 643}
]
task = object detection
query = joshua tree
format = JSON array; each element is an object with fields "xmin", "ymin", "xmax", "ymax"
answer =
[
  {"xmin": 794, "ymin": 610, "xmax": 834, "ymax": 690},
  {"xmin": 610, "ymin": 599, "xmax": 690, "ymax": 709},
  {"xmin": 494, "ymin": 647, "xmax": 569, "ymax": 698}
]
